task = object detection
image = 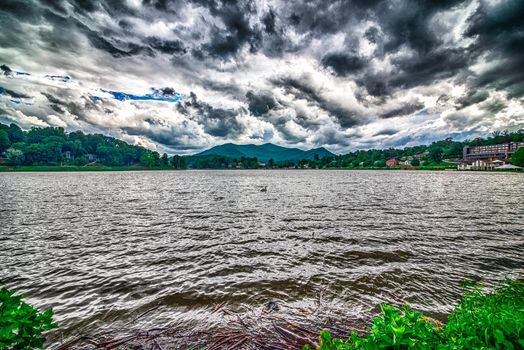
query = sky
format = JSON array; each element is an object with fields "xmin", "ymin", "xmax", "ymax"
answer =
[{"xmin": 0, "ymin": 0, "xmax": 523, "ymax": 155}]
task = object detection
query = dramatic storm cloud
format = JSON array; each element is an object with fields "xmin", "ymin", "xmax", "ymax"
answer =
[{"xmin": 1, "ymin": 0, "xmax": 523, "ymax": 154}]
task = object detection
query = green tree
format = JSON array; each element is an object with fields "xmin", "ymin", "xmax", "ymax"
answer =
[
  {"xmin": 411, "ymin": 158, "xmax": 420, "ymax": 166},
  {"xmin": 5, "ymin": 148, "xmax": 24, "ymax": 165},
  {"xmin": 511, "ymin": 147, "xmax": 524, "ymax": 166},
  {"xmin": 374, "ymin": 160, "xmax": 386, "ymax": 167},
  {"xmin": 7, "ymin": 123, "xmax": 25, "ymax": 143},
  {"xmin": 161, "ymin": 153, "xmax": 169, "ymax": 166},
  {"xmin": 152, "ymin": 152, "xmax": 160, "ymax": 167},
  {"xmin": 172, "ymin": 155, "xmax": 181, "ymax": 169},
  {"xmin": 0, "ymin": 130, "xmax": 10, "ymax": 153},
  {"xmin": 140, "ymin": 152, "xmax": 156, "ymax": 167},
  {"xmin": 429, "ymin": 147, "xmax": 443, "ymax": 163}
]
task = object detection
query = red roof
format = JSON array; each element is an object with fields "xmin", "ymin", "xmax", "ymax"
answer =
[{"xmin": 386, "ymin": 159, "xmax": 398, "ymax": 166}]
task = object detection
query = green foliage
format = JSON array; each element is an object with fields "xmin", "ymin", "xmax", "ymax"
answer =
[
  {"xmin": 171, "ymin": 155, "xmax": 187, "ymax": 169},
  {"xmin": 161, "ymin": 153, "xmax": 169, "ymax": 167},
  {"xmin": 373, "ymin": 160, "xmax": 386, "ymax": 168},
  {"xmin": 0, "ymin": 287, "xmax": 58, "ymax": 349},
  {"xmin": 444, "ymin": 280, "xmax": 524, "ymax": 349},
  {"xmin": 7, "ymin": 124, "xmax": 24, "ymax": 144},
  {"xmin": 428, "ymin": 147, "xmax": 443, "ymax": 163},
  {"xmin": 314, "ymin": 305, "xmax": 442, "ymax": 350},
  {"xmin": 0, "ymin": 130, "xmax": 11, "ymax": 153},
  {"xmin": 184, "ymin": 155, "xmax": 260, "ymax": 169},
  {"xmin": 4, "ymin": 148, "xmax": 24, "ymax": 165},
  {"xmin": 511, "ymin": 147, "xmax": 524, "ymax": 167},
  {"xmin": 0, "ymin": 122, "xmax": 163, "ymax": 168},
  {"xmin": 307, "ymin": 280, "xmax": 524, "ymax": 350}
]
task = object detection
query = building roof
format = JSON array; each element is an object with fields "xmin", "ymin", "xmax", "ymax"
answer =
[{"xmin": 495, "ymin": 164, "xmax": 522, "ymax": 170}]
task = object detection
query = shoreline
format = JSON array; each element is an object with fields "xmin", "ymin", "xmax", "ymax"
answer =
[{"xmin": 1, "ymin": 165, "xmax": 522, "ymax": 173}]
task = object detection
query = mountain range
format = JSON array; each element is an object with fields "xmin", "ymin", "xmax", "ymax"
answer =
[{"xmin": 194, "ymin": 143, "xmax": 335, "ymax": 162}]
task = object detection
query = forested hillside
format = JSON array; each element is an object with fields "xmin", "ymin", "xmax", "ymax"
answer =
[{"xmin": 0, "ymin": 122, "xmax": 167, "ymax": 167}]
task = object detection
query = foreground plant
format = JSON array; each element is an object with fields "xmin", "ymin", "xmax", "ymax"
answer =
[
  {"xmin": 444, "ymin": 280, "xmax": 524, "ymax": 349},
  {"xmin": 0, "ymin": 287, "xmax": 58, "ymax": 349},
  {"xmin": 306, "ymin": 279, "xmax": 524, "ymax": 349}
]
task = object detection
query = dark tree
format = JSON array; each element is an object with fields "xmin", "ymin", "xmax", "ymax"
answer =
[
  {"xmin": 161, "ymin": 153, "xmax": 169, "ymax": 166},
  {"xmin": 0, "ymin": 130, "xmax": 10, "ymax": 153},
  {"xmin": 511, "ymin": 148, "xmax": 524, "ymax": 167}
]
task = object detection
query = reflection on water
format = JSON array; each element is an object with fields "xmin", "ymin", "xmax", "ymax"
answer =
[{"xmin": 1, "ymin": 170, "xmax": 523, "ymax": 346}]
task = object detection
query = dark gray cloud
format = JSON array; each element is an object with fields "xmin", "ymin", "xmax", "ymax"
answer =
[
  {"xmin": 122, "ymin": 124, "xmax": 202, "ymax": 150},
  {"xmin": 373, "ymin": 128, "xmax": 399, "ymax": 137},
  {"xmin": 0, "ymin": 86, "xmax": 30, "ymax": 99},
  {"xmin": 483, "ymin": 98, "xmax": 507, "ymax": 114},
  {"xmin": 380, "ymin": 102, "xmax": 425, "ymax": 119},
  {"xmin": 464, "ymin": 0, "xmax": 524, "ymax": 97},
  {"xmin": 177, "ymin": 92, "xmax": 245, "ymax": 138},
  {"xmin": 40, "ymin": 91, "xmax": 100, "ymax": 122},
  {"xmin": 321, "ymin": 53, "xmax": 366, "ymax": 77},
  {"xmin": 1, "ymin": 65, "xmax": 13, "ymax": 76},
  {"xmin": 146, "ymin": 37, "xmax": 187, "ymax": 55},
  {"xmin": 271, "ymin": 75, "xmax": 364, "ymax": 128},
  {"xmin": 456, "ymin": 90, "xmax": 490, "ymax": 108},
  {"xmin": 246, "ymin": 91, "xmax": 278, "ymax": 116}
]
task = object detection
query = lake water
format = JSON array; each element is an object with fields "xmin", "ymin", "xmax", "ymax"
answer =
[{"xmin": 1, "ymin": 170, "xmax": 523, "ymax": 347}]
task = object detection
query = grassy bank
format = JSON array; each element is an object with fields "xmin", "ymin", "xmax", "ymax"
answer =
[
  {"xmin": 0, "ymin": 165, "xmax": 177, "ymax": 172},
  {"xmin": 0, "ymin": 165, "xmax": 456, "ymax": 172},
  {"xmin": 307, "ymin": 279, "xmax": 524, "ymax": 349},
  {"xmin": 1, "ymin": 164, "xmax": 521, "ymax": 172}
]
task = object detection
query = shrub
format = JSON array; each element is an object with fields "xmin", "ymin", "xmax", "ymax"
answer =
[
  {"xmin": 444, "ymin": 280, "xmax": 524, "ymax": 349},
  {"xmin": 511, "ymin": 147, "xmax": 524, "ymax": 167},
  {"xmin": 307, "ymin": 279, "xmax": 524, "ymax": 349},
  {"xmin": 0, "ymin": 287, "xmax": 58, "ymax": 349}
]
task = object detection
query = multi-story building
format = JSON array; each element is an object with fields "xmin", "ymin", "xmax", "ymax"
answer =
[{"xmin": 463, "ymin": 142, "xmax": 524, "ymax": 162}]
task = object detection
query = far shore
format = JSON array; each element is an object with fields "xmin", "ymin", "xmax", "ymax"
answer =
[{"xmin": 1, "ymin": 164, "xmax": 522, "ymax": 173}]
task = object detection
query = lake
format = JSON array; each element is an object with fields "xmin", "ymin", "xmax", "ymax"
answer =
[{"xmin": 1, "ymin": 170, "xmax": 523, "ymax": 348}]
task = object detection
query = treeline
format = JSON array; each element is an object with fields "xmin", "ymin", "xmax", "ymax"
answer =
[
  {"xmin": 321, "ymin": 129, "xmax": 524, "ymax": 169},
  {"xmin": 183, "ymin": 155, "xmax": 261, "ymax": 169},
  {"xmin": 0, "ymin": 122, "xmax": 168, "ymax": 167},
  {"xmin": 1, "ymin": 122, "xmax": 523, "ymax": 169}
]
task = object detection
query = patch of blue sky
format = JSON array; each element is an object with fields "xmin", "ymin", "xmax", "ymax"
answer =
[
  {"xmin": 9, "ymin": 98, "xmax": 33, "ymax": 105},
  {"xmin": 102, "ymin": 88, "xmax": 184, "ymax": 102},
  {"xmin": 15, "ymin": 71, "xmax": 31, "ymax": 76},
  {"xmin": 89, "ymin": 95, "xmax": 103, "ymax": 103}
]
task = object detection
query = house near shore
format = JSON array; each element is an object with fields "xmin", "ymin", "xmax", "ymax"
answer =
[
  {"xmin": 414, "ymin": 151, "xmax": 428, "ymax": 159},
  {"xmin": 386, "ymin": 159, "xmax": 398, "ymax": 167}
]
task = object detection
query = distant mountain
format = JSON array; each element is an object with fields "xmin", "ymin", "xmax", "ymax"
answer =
[{"xmin": 194, "ymin": 143, "xmax": 336, "ymax": 162}]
